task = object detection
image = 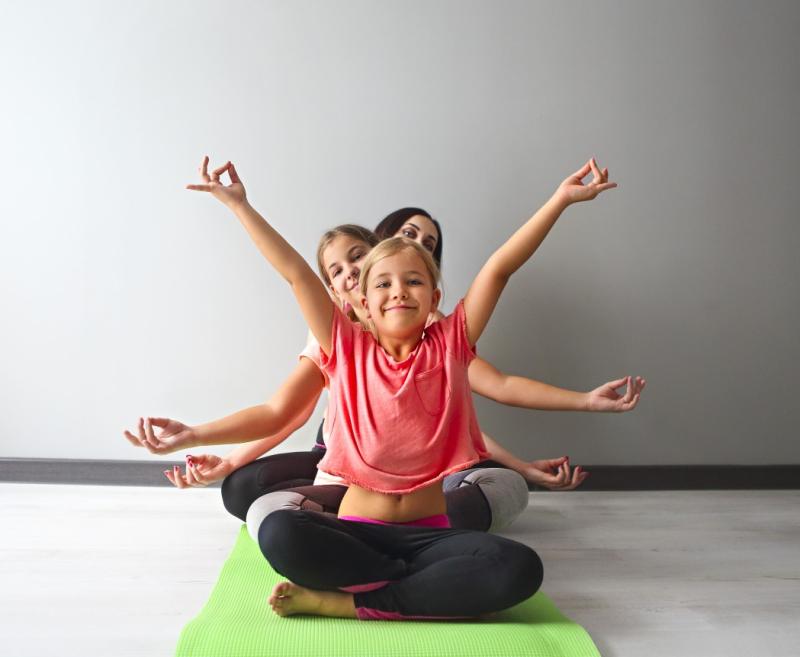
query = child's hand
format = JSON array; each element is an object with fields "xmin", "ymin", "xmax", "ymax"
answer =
[
  {"xmin": 123, "ymin": 417, "xmax": 198, "ymax": 455},
  {"xmin": 164, "ymin": 454, "xmax": 233, "ymax": 489},
  {"xmin": 523, "ymin": 456, "xmax": 588, "ymax": 490},
  {"xmin": 586, "ymin": 375, "xmax": 646, "ymax": 412},
  {"xmin": 186, "ymin": 156, "xmax": 247, "ymax": 209},
  {"xmin": 555, "ymin": 158, "xmax": 617, "ymax": 205}
]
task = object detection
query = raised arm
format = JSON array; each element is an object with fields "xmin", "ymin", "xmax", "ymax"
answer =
[
  {"xmin": 187, "ymin": 157, "xmax": 334, "ymax": 353},
  {"xmin": 124, "ymin": 357, "xmax": 324, "ymax": 454},
  {"xmin": 468, "ymin": 358, "xmax": 645, "ymax": 412},
  {"xmin": 463, "ymin": 158, "xmax": 616, "ymax": 345}
]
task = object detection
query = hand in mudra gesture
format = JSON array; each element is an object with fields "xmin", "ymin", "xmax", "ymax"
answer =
[
  {"xmin": 524, "ymin": 456, "xmax": 588, "ymax": 491},
  {"xmin": 556, "ymin": 157, "xmax": 617, "ymax": 205},
  {"xmin": 586, "ymin": 376, "xmax": 646, "ymax": 412},
  {"xmin": 165, "ymin": 454, "xmax": 234, "ymax": 489},
  {"xmin": 123, "ymin": 417, "xmax": 198, "ymax": 455},
  {"xmin": 186, "ymin": 155, "xmax": 247, "ymax": 208}
]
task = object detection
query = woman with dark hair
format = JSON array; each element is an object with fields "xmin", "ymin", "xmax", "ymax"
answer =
[{"xmin": 374, "ymin": 207, "xmax": 443, "ymax": 268}]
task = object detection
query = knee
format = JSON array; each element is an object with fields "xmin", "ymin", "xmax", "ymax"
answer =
[
  {"xmin": 463, "ymin": 468, "xmax": 530, "ymax": 532},
  {"xmin": 502, "ymin": 542, "xmax": 544, "ymax": 602},
  {"xmin": 246, "ymin": 491, "xmax": 305, "ymax": 542},
  {"xmin": 257, "ymin": 509, "xmax": 302, "ymax": 570},
  {"xmin": 442, "ymin": 468, "xmax": 473, "ymax": 492},
  {"xmin": 220, "ymin": 469, "xmax": 252, "ymax": 521}
]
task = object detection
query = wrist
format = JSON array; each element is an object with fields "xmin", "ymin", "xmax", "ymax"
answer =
[
  {"xmin": 191, "ymin": 424, "xmax": 210, "ymax": 448},
  {"xmin": 579, "ymin": 392, "xmax": 592, "ymax": 411},
  {"xmin": 504, "ymin": 457, "xmax": 531, "ymax": 476},
  {"xmin": 520, "ymin": 465, "xmax": 544, "ymax": 485},
  {"xmin": 550, "ymin": 191, "xmax": 572, "ymax": 211},
  {"xmin": 227, "ymin": 198, "xmax": 252, "ymax": 215}
]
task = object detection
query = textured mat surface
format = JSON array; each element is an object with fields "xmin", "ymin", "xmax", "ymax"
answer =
[{"xmin": 175, "ymin": 526, "xmax": 601, "ymax": 657}]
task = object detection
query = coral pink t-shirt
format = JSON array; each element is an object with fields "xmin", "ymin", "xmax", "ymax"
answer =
[{"xmin": 316, "ymin": 300, "xmax": 489, "ymax": 494}]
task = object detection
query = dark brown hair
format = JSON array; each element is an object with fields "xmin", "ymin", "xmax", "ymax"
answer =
[{"xmin": 374, "ymin": 208, "xmax": 443, "ymax": 268}]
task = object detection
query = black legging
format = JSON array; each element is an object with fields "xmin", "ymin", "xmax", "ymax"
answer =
[
  {"xmin": 221, "ymin": 449, "xmax": 501, "ymax": 531},
  {"xmin": 221, "ymin": 449, "xmax": 326, "ymax": 518},
  {"xmin": 259, "ymin": 510, "xmax": 543, "ymax": 620}
]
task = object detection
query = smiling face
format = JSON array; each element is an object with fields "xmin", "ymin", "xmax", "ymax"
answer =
[
  {"xmin": 394, "ymin": 214, "xmax": 439, "ymax": 257},
  {"xmin": 361, "ymin": 247, "xmax": 441, "ymax": 339},
  {"xmin": 321, "ymin": 235, "xmax": 371, "ymax": 310}
]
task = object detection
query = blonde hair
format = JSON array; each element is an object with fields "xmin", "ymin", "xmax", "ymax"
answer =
[
  {"xmin": 316, "ymin": 224, "xmax": 379, "ymax": 285},
  {"xmin": 359, "ymin": 237, "xmax": 441, "ymax": 298}
]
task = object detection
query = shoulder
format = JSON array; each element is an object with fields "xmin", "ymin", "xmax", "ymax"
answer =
[
  {"xmin": 428, "ymin": 300, "xmax": 466, "ymax": 334},
  {"xmin": 321, "ymin": 305, "xmax": 372, "ymax": 369},
  {"xmin": 427, "ymin": 300, "xmax": 474, "ymax": 362}
]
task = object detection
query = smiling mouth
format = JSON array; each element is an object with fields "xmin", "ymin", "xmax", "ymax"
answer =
[{"xmin": 384, "ymin": 305, "xmax": 415, "ymax": 312}]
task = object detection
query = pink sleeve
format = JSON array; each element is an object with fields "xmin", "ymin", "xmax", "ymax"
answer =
[
  {"xmin": 438, "ymin": 299, "xmax": 477, "ymax": 366},
  {"xmin": 318, "ymin": 305, "xmax": 355, "ymax": 376}
]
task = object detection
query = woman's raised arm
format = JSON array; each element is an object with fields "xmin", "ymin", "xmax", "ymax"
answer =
[
  {"xmin": 463, "ymin": 158, "xmax": 616, "ymax": 345},
  {"xmin": 187, "ymin": 157, "xmax": 334, "ymax": 353}
]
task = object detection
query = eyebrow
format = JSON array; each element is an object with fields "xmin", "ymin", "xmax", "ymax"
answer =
[{"xmin": 373, "ymin": 269, "xmax": 426, "ymax": 279}]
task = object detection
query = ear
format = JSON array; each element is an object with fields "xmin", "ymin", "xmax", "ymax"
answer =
[
  {"xmin": 359, "ymin": 295, "xmax": 371, "ymax": 319},
  {"xmin": 430, "ymin": 287, "xmax": 442, "ymax": 314}
]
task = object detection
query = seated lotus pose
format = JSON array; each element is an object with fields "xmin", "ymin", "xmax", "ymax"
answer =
[
  {"xmin": 124, "ymin": 164, "xmax": 644, "ymax": 535},
  {"xmin": 129, "ymin": 156, "xmax": 625, "ymax": 620}
]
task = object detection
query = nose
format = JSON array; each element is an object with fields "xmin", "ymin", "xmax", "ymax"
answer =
[
  {"xmin": 346, "ymin": 265, "xmax": 360, "ymax": 285},
  {"xmin": 392, "ymin": 283, "xmax": 408, "ymax": 299}
]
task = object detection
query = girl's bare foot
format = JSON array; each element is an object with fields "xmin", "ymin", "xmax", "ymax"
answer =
[{"xmin": 268, "ymin": 581, "xmax": 356, "ymax": 618}]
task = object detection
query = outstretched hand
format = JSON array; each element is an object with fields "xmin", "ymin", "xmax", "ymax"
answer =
[
  {"xmin": 123, "ymin": 417, "xmax": 198, "ymax": 455},
  {"xmin": 523, "ymin": 456, "xmax": 588, "ymax": 491},
  {"xmin": 164, "ymin": 454, "xmax": 233, "ymax": 489},
  {"xmin": 186, "ymin": 156, "xmax": 246, "ymax": 208},
  {"xmin": 556, "ymin": 157, "xmax": 617, "ymax": 205},
  {"xmin": 586, "ymin": 375, "xmax": 646, "ymax": 412}
]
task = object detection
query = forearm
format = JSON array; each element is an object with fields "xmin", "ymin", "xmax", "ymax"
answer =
[
  {"xmin": 492, "ymin": 375, "xmax": 590, "ymax": 411},
  {"xmin": 464, "ymin": 194, "xmax": 570, "ymax": 344},
  {"xmin": 224, "ymin": 438, "xmax": 280, "ymax": 470},
  {"xmin": 195, "ymin": 356, "xmax": 324, "ymax": 449},
  {"xmin": 469, "ymin": 357, "xmax": 589, "ymax": 410},
  {"xmin": 223, "ymin": 397, "xmax": 318, "ymax": 470},
  {"xmin": 486, "ymin": 194, "xmax": 570, "ymax": 280},
  {"xmin": 481, "ymin": 433, "xmax": 529, "ymax": 474},
  {"xmin": 228, "ymin": 200, "xmax": 333, "ymax": 351},
  {"xmin": 193, "ymin": 404, "xmax": 289, "ymax": 447},
  {"xmin": 229, "ymin": 200, "xmax": 311, "ymax": 284}
]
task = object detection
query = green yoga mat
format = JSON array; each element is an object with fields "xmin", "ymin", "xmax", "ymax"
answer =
[{"xmin": 176, "ymin": 526, "xmax": 600, "ymax": 657}]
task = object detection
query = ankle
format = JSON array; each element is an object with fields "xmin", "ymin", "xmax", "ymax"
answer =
[{"xmin": 318, "ymin": 590, "xmax": 356, "ymax": 618}]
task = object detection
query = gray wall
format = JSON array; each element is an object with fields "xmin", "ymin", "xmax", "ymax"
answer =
[{"xmin": 1, "ymin": 1, "xmax": 798, "ymax": 465}]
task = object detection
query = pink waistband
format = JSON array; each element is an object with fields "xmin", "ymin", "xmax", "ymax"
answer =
[{"xmin": 339, "ymin": 514, "xmax": 451, "ymax": 528}]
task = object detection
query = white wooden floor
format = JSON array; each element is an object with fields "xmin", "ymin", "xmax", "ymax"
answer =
[{"xmin": 1, "ymin": 485, "xmax": 798, "ymax": 657}]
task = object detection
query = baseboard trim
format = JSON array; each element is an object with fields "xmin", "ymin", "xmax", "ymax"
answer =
[
  {"xmin": 0, "ymin": 458, "xmax": 221, "ymax": 488},
  {"xmin": 556, "ymin": 465, "xmax": 799, "ymax": 491},
  {"xmin": 0, "ymin": 458, "xmax": 797, "ymax": 490}
]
